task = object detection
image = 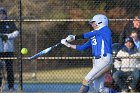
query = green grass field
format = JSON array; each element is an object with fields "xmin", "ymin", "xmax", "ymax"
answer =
[{"xmin": 22, "ymin": 67, "xmax": 91, "ymax": 83}]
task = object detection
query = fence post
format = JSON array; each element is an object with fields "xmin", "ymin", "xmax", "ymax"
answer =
[{"xmin": 18, "ymin": 0, "xmax": 23, "ymax": 91}]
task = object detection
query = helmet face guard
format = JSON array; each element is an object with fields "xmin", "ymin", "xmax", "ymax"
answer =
[{"xmin": 89, "ymin": 14, "xmax": 108, "ymax": 27}]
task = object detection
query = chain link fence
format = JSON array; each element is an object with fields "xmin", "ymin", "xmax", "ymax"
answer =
[{"xmin": 0, "ymin": 0, "xmax": 140, "ymax": 92}]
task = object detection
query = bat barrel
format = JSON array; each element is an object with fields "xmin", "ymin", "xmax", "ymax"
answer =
[
  {"xmin": 29, "ymin": 42, "xmax": 61, "ymax": 61},
  {"xmin": 29, "ymin": 53, "xmax": 42, "ymax": 60},
  {"xmin": 29, "ymin": 47, "xmax": 52, "ymax": 60}
]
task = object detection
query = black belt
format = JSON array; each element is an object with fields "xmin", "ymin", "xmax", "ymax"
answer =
[{"xmin": 95, "ymin": 54, "xmax": 107, "ymax": 59}]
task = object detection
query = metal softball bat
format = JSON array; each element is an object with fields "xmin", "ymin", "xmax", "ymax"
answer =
[{"xmin": 29, "ymin": 43, "xmax": 61, "ymax": 60}]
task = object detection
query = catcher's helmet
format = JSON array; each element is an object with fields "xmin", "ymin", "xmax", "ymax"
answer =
[
  {"xmin": 0, "ymin": 7, "xmax": 7, "ymax": 15},
  {"xmin": 89, "ymin": 14, "xmax": 108, "ymax": 27}
]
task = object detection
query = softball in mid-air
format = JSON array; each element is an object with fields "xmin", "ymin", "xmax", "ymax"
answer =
[{"xmin": 21, "ymin": 48, "xmax": 28, "ymax": 55}]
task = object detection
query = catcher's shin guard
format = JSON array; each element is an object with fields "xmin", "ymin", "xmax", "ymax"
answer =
[{"xmin": 79, "ymin": 85, "xmax": 89, "ymax": 93}]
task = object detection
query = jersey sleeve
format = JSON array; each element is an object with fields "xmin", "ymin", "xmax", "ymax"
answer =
[
  {"xmin": 6, "ymin": 22, "xmax": 19, "ymax": 39},
  {"xmin": 76, "ymin": 40, "xmax": 91, "ymax": 51},
  {"xmin": 83, "ymin": 30, "xmax": 99, "ymax": 39},
  {"xmin": 6, "ymin": 31, "xmax": 19, "ymax": 39}
]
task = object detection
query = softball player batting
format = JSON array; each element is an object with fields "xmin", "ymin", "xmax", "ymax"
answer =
[{"xmin": 61, "ymin": 14, "xmax": 113, "ymax": 93}]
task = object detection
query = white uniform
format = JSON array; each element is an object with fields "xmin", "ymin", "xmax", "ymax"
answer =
[
  {"xmin": 61, "ymin": 14, "xmax": 113, "ymax": 93},
  {"xmin": 86, "ymin": 53, "xmax": 112, "ymax": 92}
]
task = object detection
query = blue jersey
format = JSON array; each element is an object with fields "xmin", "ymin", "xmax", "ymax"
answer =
[{"xmin": 76, "ymin": 26, "xmax": 112, "ymax": 57}]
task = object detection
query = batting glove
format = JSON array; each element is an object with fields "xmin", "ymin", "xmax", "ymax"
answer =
[
  {"xmin": 66, "ymin": 35, "xmax": 75, "ymax": 42},
  {"xmin": 61, "ymin": 39, "xmax": 70, "ymax": 47}
]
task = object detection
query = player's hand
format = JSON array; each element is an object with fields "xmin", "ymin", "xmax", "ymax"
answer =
[
  {"xmin": 61, "ymin": 39, "xmax": 67, "ymax": 45},
  {"xmin": 0, "ymin": 35, "xmax": 8, "ymax": 42},
  {"xmin": 66, "ymin": 35, "xmax": 75, "ymax": 42},
  {"xmin": 61, "ymin": 39, "xmax": 70, "ymax": 47}
]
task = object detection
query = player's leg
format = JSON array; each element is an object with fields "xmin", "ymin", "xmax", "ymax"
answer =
[
  {"xmin": 79, "ymin": 83, "xmax": 89, "ymax": 93},
  {"xmin": 5, "ymin": 59, "xmax": 14, "ymax": 91},
  {"xmin": 0, "ymin": 60, "xmax": 3, "ymax": 92},
  {"xmin": 79, "ymin": 59, "xmax": 98, "ymax": 93},
  {"xmin": 112, "ymin": 70, "xmax": 127, "ymax": 91},
  {"xmin": 79, "ymin": 66, "xmax": 108, "ymax": 93},
  {"xmin": 88, "ymin": 54, "xmax": 112, "ymax": 92},
  {"xmin": 0, "ymin": 59, "xmax": 5, "ymax": 92},
  {"xmin": 93, "ymin": 74, "xmax": 105, "ymax": 93},
  {"xmin": 130, "ymin": 70, "xmax": 140, "ymax": 91},
  {"xmin": 5, "ymin": 52, "xmax": 14, "ymax": 91},
  {"xmin": 79, "ymin": 63, "xmax": 107, "ymax": 93},
  {"xmin": 79, "ymin": 54, "xmax": 112, "ymax": 93},
  {"xmin": 79, "ymin": 63, "xmax": 99, "ymax": 93},
  {"xmin": 85, "ymin": 58, "xmax": 112, "ymax": 81}
]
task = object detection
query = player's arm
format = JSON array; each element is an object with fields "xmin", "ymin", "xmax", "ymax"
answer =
[
  {"xmin": 5, "ymin": 22, "xmax": 19, "ymax": 39},
  {"xmin": 61, "ymin": 39, "xmax": 91, "ymax": 51},
  {"xmin": 61, "ymin": 39, "xmax": 76, "ymax": 49},
  {"xmin": 1, "ymin": 30, "xmax": 19, "ymax": 42},
  {"xmin": 65, "ymin": 34, "xmax": 84, "ymax": 42},
  {"xmin": 66, "ymin": 30, "xmax": 98, "ymax": 42},
  {"xmin": 6, "ymin": 30, "xmax": 19, "ymax": 39},
  {"xmin": 75, "ymin": 40, "xmax": 91, "ymax": 51}
]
